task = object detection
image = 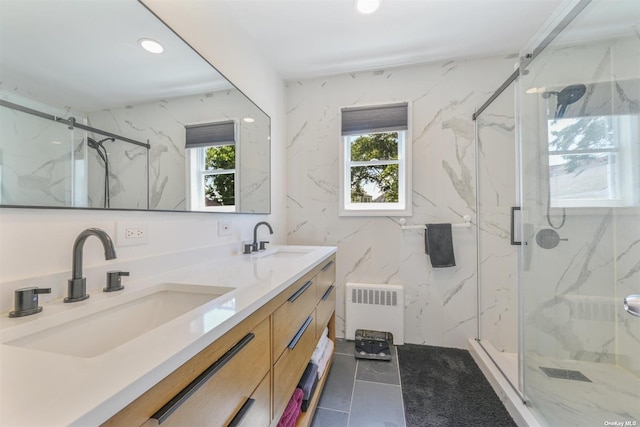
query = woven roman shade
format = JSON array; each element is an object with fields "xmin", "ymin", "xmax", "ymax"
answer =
[
  {"xmin": 185, "ymin": 120, "xmax": 235, "ymax": 149},
  {"xmin": 341, "ymin": 102, "xmax": 408, "ymax": 136}
]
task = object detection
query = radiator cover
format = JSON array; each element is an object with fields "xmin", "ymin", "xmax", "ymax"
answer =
[{"xmin": 345, "ymin": 282, "xmax": 404, "ymax": 345}]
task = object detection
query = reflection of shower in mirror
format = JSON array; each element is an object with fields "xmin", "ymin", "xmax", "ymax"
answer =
[
  {"xmin": 542, "ymin": 83, "xmax": 587, "ymax": 118},
  {"xmin": 87, "ymin": 137, "xmax": 114, "ymax": 208}
]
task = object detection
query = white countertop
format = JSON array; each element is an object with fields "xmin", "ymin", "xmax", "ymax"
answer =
[{"xmin": 0, "ymin": 244, "xmax": 336, "ymax": 427}]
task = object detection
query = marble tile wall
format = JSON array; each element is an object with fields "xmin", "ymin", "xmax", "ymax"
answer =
[{"xmin": 286, "ymin": 55, "xmax": 516, "ymax": 348}]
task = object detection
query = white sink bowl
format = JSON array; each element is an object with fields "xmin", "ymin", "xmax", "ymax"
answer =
[
  {"xmin": 251, "ymin": 247, "xmax": 311, "ymax": 259},
  {"xmin": 4, "ymin": 283, "xmax": 234, "ymax": 358}
]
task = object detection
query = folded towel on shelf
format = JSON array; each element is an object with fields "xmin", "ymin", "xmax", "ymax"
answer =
[
  {"xmin": 311, "ymin": 334, "xmax": 330, "ymax": 365},
  {"xmin": 297, "ymin": 362, "xmax": 319, "ymax": 401},
  {"xmin": 301, "ymin": 375, "xmax": 319, "ymax": 412},
  {"xmin": 424, "ymin": 223, "xmax": 456, "ymax": 268},
  {"xmin": 277, "ymin": 388, "xmax": 304, "ymax": 427},
  {"xmin": 317, "ymin": 339, "xmax": 335, "ymax": 379}
]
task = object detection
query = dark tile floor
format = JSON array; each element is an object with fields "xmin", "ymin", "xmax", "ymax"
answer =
[{"xmin": 311, "ymin": 339, "xmax": 406, "ymax": 427}]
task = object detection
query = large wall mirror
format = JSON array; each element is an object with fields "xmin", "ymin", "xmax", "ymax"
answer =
[{"xmin": 0, "ymin": 0, "xmax": 270, "ymax": 213}]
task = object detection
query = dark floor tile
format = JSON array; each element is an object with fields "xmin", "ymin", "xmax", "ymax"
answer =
[
  {"xmin": 355, "ymin": 346, "xmax": 400, "ymax": 385},
  {"xmin": 318, "ymin": 353, "xmax": 356, "ymax": 412},
  {"xmin": 311, "ymin": 408, "xmax": 349, "ymax": 427},
  {"xmin": 335, "ymin": 338, "xmax": 353, "ymax": 355},
  {"xmin": 348, "ymin": 380, "xmax": 405, "ymax": 427}
]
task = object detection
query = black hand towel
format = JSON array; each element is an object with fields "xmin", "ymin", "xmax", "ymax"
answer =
[{"xmin": 425, "ymin": 223, "xmax": 456, "ymax": 268}]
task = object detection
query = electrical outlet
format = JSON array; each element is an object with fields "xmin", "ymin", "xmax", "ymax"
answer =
[
  {"xmin": 218, "ymin": 220, "xmax": 232, "ymax": 237},
  {"xmin": 116, "ymin": 222, "xmax": 149, "ymax": 246},
  {"xmin": 125, "ymin": 228, "xmax": 145, "ymax": 239}
]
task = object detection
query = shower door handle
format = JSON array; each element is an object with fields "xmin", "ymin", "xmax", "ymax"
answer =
[
  {"xmin": 510, "ymin": 207, "xmax": 521, "ymax": 246},
  {"xmin": 624, "ymin": 295, "xmax": 640, "ymax": 318}
]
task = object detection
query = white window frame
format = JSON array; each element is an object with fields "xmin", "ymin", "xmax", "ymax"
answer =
[
  {"xmin": 186, "ymin": 144, "xmax": 237, "ymax": 212},
  {"xmin": 547, "ymin": 114, "xmax": 639, "ymax": 208},
  {"xmin": 339, "ymin": 102, "xmax": 412, "ymax": 217}
]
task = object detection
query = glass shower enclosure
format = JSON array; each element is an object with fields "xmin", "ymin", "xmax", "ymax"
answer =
[{"xmin": 476, "ymin": 0, "xmax": 640, "ymax": 425}]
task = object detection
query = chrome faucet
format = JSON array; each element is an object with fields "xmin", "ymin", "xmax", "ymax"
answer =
[
  {"xmin": 252, "ymin": 221, "xmax": 273, "ymax": 252},
  {"xmin": 65, "ymin": 228, "xmax": 116, "ymax": 303}
]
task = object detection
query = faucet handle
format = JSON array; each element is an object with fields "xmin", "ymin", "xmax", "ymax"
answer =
[
  {"xmin": 243, "ymin": 244, "xmax": 254, "ymax": 254},
  {"xmin": 104, "ymin": 271, "xmax": 129, "ymax": 292},
  {"xmin": 9, "ymin": 287, "xmax": 51, "ymax": 318},
  {"xmin": 259, "ymin": 241, "xmax": 270, "ymax": 251}
]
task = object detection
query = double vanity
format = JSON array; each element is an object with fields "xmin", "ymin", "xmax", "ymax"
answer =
[{"xmin": 0, "ymin": 243, "xmax": 336, "ymax": 426}]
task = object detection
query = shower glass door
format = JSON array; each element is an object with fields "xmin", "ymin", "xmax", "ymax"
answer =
[
  {"xmin": 519, "ymin": 0, "xmax": 640, "ymax": 425},
  {"xmin": 475, "ymin": 82, "xmax": 520, "ymax": 393}
]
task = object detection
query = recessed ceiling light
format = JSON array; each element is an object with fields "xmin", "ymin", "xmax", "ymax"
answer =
[
  {"xmin": 51, "ymin": 140, "xmax": 62, "ymax": 145},
  {"xmin": 355, "ymin": 0, "xmax": 380, "ymax": 14},
  {"xmin": 138, "ymin": 38, "xmax": 164, "ymax": 54},
  {"xmin": 243, "ymin": 117, "xmax": 255, "ymax": 123}
]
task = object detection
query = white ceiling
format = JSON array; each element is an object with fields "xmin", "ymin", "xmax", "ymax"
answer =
[
  {"xmin": 224, "ymin": 0, "xmax": 565, "ymax": 81},
  {"xmin": 0, "ymin": 0, "xmax": 230, "ymax": 112},
  {"xmin": 0, "ymin": 0, "xmax": 565, "ymax": 112}
]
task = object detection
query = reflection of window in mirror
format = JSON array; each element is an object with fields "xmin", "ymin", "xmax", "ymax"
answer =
[
  {"xmin": 547, "ymin": 114, "xmax": 639, "ymax": 208},
  {"xmin": 185, "ymin": 120, "xmax": 238, "ymax": 212}
]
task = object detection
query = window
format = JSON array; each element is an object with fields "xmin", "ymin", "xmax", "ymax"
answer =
[
  {"xmin": 339, "ymin": 102, "xmax": 411, "ymax": 216},
  {"xmin": 547, "ymin": 114, "xmax": 639, "ymax": 208},
  {"xmin": 185, "ymin": 120, "xmax": 237, "ymax": 212}
]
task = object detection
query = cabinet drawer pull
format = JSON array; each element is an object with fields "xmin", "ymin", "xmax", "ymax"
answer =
[
  {"xmin": 321, "ymin": 285, "xmax": 335, "ymax": 301},
  {"xmin": 288, "ymin": 280, "xmax": 313, "ymax": 303},
  {"xmin": 227, "ymin": 397, "xmax": 255, "ymax": 427},
  {"xmin": 288, "ymin": 316, "xmax": 313, "ymax": 349},
  {"xmin": 321, "ymin": 260, "xmax": 335, "ymax": 271},
  {"xmin": 151, "ymin": 333, "xmax": 255, "ymax": 424}
]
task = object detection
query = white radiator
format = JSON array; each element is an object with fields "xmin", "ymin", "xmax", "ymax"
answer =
[{"xmin": 345, "ymin": 282, "xmax": 404, "ymax": 345}]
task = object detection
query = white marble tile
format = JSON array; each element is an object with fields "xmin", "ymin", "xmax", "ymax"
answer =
[
  {"xmin": 525, "ymin": 355, "xmax": 640, "ymax": 426},
  {"xmin": 286, "ymin": 56, "xmax": 517, "ymax": 347}
]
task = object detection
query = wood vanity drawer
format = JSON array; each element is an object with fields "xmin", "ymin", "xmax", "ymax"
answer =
[
  {"xmin": 230, "ymin": 372, "xmax": 271, "ymax": 427},
  {"xmin": 316, "ymin": 257, "xmax": 336, "ymax": 303},
  {"xmin": 316, "ymin": 284, "xmax": 335, "ymax": 337},
  {"xmin": 150, "ymin": 318, "xmax": 270, "ymax": 427},
  {"xmin": 273, "ymin": 315, "xmax": 317, "ymax": 418},
  {"xmin": 272, "ymin": 277, "xmax": 317, "ymax": 360}
]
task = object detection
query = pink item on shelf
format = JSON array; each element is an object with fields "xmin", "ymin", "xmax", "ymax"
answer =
[
  {"xmin": 317, "ymin": 339, "xmax": 335, "ymax": 379},
  {"xmin": 277, "ymin": 387, "xmax": 304, "ymax": 427}
]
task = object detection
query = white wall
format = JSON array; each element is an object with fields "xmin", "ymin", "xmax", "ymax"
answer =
[
  {"xmin": 286, "ymin": 55, "xmax": 516, "ymax": 348},
  {"xmin": 0, "ymin": 0, "xmax": 287, "ymax": 311}
]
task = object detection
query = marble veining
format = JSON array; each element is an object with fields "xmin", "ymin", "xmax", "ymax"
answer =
[{"xmin": 287, "ymin": 56, "xmax": 514, "ymax": 348}]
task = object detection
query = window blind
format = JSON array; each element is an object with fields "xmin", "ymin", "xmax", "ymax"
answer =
[
  {"xmin": 341, "ymin": 102, "xmax": 408, "ymax": 136},
  {"xmin": 185, "ymin": 120, "xmax": 235, "ymax": 149}
]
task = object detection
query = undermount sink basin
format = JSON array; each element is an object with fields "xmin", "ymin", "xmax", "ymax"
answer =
[
  {"xmin": 251, "ymin": 247, "xmax": 311, "ymax": 259},
  {"xmin": 4, "ymin": 283, "xmax": 234, "ymax": 358}
]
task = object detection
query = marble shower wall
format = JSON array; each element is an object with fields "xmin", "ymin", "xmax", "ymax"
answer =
[{"xmin": 286, "ymin": 55, "xmax": 516, "ymax": 348}]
